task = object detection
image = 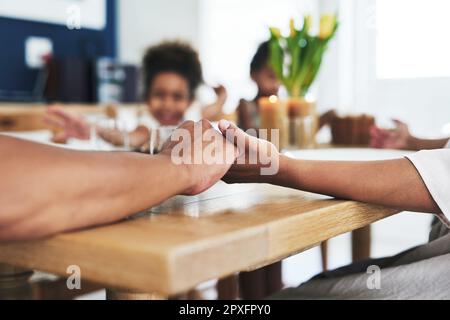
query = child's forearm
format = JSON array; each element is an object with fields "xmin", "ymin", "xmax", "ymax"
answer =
[
  {"xmin": 202, "ymin": 102, "xmax": 225, "ymax": 121},
  {"xmin": 408, "ymin": 136, "xmax": 449, "ymax": 151},
  {"xmin": 237, "ymin": 103, "xmax": 258, "ymax": 131},
  {"xmin": 129, "ymin": 126, "xmax": 150, "ymax": 148},
  {"xmin": 96, "ymin": 125, "xmax": 150, "ymax": 148},
  {"xmin": 270, "ymin": 155, "xmax": 440, "ymax": 214}
]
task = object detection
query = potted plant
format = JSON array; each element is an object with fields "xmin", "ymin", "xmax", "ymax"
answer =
[{"xmin": 268, "ymin": 14, "xmax": 338, "ymax": 148}]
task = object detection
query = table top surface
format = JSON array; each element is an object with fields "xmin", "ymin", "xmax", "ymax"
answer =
[
  {"xmin": 0, "ymin": 182, "xmax": 398, "ymax": 295},
  {"xmin": 0, "ymin": 130, "xmax": 405, "ymax": 295}
]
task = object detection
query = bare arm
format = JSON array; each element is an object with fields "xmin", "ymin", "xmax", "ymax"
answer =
[
  {"xmin": 45, "ymin": 107, "xmax": 150, "ymax": 149},
  {"xmin": 0, "ymin": 136, "xmax": 188, "ymax": 241},
  {"xmin": 0, "ymin": 120, "xmax": 237, "ymax": 241},
  {"xmin": 219, "ymin": 120, "xmax": 441, "ymax": 214},
  {"xmin": 201, "ymin": 85, "xmax": 227, "ymax": 121},
  {"xmin": 370, "ymin": 119, "xmax": 449, "ymax": 151},
  {"xmin": 272, "ymin": 156, "xmax": 440, "ymax": 214},
  {"xmin": 237, "ymin": 100, "xmax": 258, "ymax": 131},
  {"xmin": 202, "ymin": 104, "xmax": 223, "ymax": 121},
  {"xmin": 408, "ymin": 137, "xmax": 449, "ymax": 151},
  {"xmin": 97, "ymin": 125, "xmax": 150, "ymax": 148}
]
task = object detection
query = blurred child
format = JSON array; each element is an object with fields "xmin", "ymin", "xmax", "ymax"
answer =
[
  {"xmin": 237, "ymin": 41, "xmax": 336, "ymax": 133},
  {"xmin": 237, "ymin": 41, "xmax": 279, "ymax": 131},
  {"xmin": 231, "ymin": 40, "xmax": 339, "ymax": 300},
  {"xmin": 46, "ymin": 41, "xmax": 226, "ymax": 148}
]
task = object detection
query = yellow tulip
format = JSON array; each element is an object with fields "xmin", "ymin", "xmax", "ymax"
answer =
[
  {"xmin": 304, "ymin": 15, "xmax": 313, "ymax": 32},
  {"xmin": 270, "ymin": 27, "xmax": 281, "ymax": 39},
  {"xmin": 319, "ymin": 14, "xmax": 336, "ymax": 39},
  {"xmin": 290, "ymin": 18, "xmax": 296, "ymax": 37}
]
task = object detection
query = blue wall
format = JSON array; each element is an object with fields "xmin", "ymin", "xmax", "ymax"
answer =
[{"xmin": 0, "ymin": 0, "xmax": 116, "ymax": 97}]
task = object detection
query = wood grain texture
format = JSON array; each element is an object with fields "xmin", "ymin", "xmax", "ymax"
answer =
[
  {"xmin": 0, "ymin": 104, "xmax": 141, "ymax": 131},
  {"xmin": 0, "ymin": 183, "xmax": 398, "ymax": 295}
]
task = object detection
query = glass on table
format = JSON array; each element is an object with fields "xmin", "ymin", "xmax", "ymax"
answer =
[
  {"xmin": 290, "ymin": 115, "xmax": 317, "ymax": 149},
  {"xmin": 148, "ymin": 126, "xmax": 177, "ymax": 154},
  {"xmin": 91, "ymin": 116, "xmax": 131, "ymax": 151}
]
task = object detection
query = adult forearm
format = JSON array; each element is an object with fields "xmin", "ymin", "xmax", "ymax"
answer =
[
  {"xmin": 0, "ymin": 137, "xmax": 188, "ymax": 241},
  {"xmin": 270, "ymin": 156, "xmax": 440, "ymax": 214}
]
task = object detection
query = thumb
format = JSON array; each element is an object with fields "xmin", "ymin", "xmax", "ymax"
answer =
[
  {"xmin": 392, "ymin": 119, "xmax": 406, "ymax": 127},
  {"xmin": 218, "ymin": 119, "xmax": 247, "ymax": 157},
  {"xmin": 218, "ymin": 119, "xmax": 231, "ymax": 134},
  {"xmin": 218, "ymin": 120, "xmax": 246, "ymax": 141}
]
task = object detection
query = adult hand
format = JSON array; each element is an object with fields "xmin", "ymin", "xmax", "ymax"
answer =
[
  {"xmin": 218, "ymin": 120, "xmax": 280, "ymax": 184},
  {"xmin": 160, "ymin": 119, "xmax": 238, "ymax": 195}
]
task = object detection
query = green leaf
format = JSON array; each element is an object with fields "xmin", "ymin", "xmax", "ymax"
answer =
[{"xmin": 267, "ymin": 15, "xmax": 338, "ymax": 97}]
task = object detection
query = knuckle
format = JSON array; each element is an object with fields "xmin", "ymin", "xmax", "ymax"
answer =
[
  {"xmin": 179, "ymin": 120, "xmax": 194, "ymax": 129},
  {"xmin": 199, "ymin": 119, "xmax": 213, "ymax": 130}
]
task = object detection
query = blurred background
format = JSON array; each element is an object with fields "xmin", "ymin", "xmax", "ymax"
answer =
[
  {"xmin": 1, "ymin": 0, "xmax": 448, "ymax": 298},
  {"xmin": 2, "ymin": 0, "xmax": 450, "ymax": 136}
]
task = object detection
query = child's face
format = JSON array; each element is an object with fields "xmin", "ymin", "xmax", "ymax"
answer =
[
  {"xmin": 147, "ymin": 72, "xmax": 192, "ymax": 126},
  {"xmin": 251, "ymin": 65, "xmax": 280, "ymax": 97}
]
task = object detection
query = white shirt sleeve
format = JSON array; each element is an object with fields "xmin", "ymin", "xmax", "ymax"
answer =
[{"xmin": 406, "ymin": 148, "xmax": 450, "ymax": 220}]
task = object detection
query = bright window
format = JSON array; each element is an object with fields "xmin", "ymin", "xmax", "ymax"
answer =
[{"xmin": 376, "ymin": 0, "xmax": 450, "ymax": 79}]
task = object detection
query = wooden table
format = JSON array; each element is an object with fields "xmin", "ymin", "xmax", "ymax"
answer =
[
  {"xmin": 0, "ymin": 103, "xmax": 143, "ymax": 132},
  {"xmin": 0, "ymin": 182, "xmax": 398, "ymax": 299}
]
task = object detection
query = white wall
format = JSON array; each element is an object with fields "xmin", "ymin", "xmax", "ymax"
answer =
[
  {"xmin": 199, "ymin": 0, "xmax": 320, "ymax": 112},
  {"xmin": 118, "ymin": 0, "xmax": 201, "ymax": 65},
  {"xmin": 315, "ymin": 0, "xmax": 353, "ymax": 114},
  {"xmin": 344, "ymin": 0, "xmax": 450, "ymax": 137}
]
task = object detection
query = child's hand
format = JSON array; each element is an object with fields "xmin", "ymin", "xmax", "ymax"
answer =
[
  {"xmin": 160, "ymin": 120, "xmax": 239, "ymax": 195},
  {"xmin": 218, "ymin": 120, "xmax": 280, "ymax": 184},
  {"xmin": 370, "ymin": 119, "xmax": 412, "ymax": 150},
  {"xmin": 96, "ymin": 127, "xmax": 125, "ymax": 146},
  {"xmin": 213, "ymin": 85, "xmax": 227, "ymax": 104},
  {"xmin": 45, "ymin": 106, "xmax": 91, "ymax": 142}
]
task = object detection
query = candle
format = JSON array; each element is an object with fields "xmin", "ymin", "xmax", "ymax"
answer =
[{"xmin": 259, "ymin": 95, "xmax": 289, "ymax": 151}]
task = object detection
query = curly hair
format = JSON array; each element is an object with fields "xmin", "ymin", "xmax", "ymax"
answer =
[{"xmin": 142, "ymin": 41, "xmax": 203, "ymax": 99}]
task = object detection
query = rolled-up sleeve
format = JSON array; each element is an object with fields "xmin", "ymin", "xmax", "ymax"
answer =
[{"xmin": 406, "ymin": 149, "xmax": 450, "ymax": 219}]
